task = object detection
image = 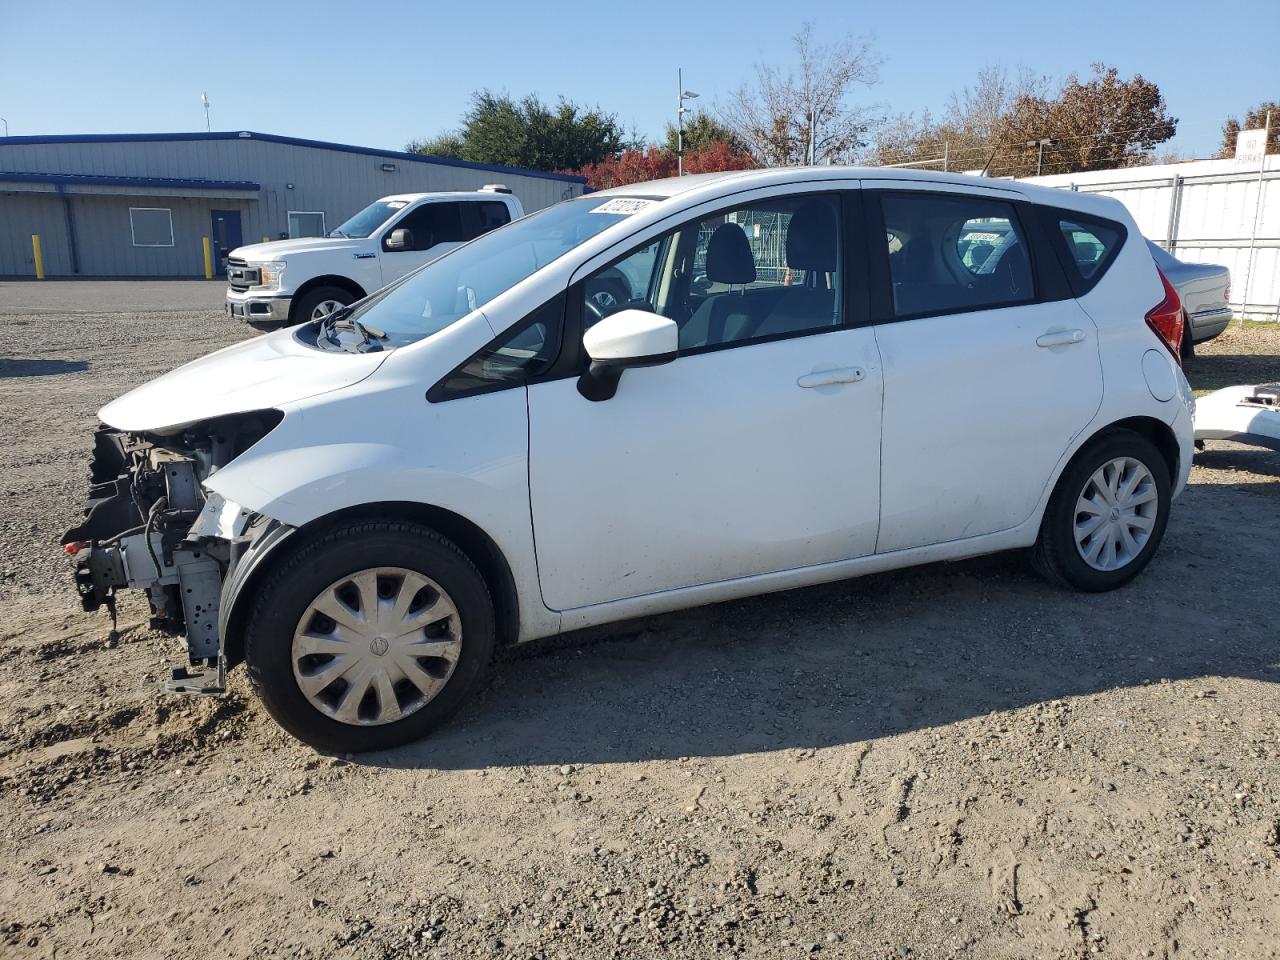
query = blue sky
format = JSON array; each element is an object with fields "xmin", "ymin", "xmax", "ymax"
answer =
[{"xmin": 1, "ymin": 0, "xmax": 1273, "ymax": 159}]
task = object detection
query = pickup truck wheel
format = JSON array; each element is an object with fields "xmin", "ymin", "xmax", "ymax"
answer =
[
  {"xmin": 243, "ymin": 521, "xmax": 495, "ymax": 752},
  {"xmin": 291, "ymin": 286, "xmax": 354, "ymax": 326},
  {"xmin": 1031, "ymin": 430, "xmax": 1171, "ymax": 592}
]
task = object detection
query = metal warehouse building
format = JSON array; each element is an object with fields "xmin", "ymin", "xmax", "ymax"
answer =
[{"xmin": 0, "ymin": 131, "xmax": 587, "ymax": 278}]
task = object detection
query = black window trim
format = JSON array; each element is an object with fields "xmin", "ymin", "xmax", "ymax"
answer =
[
  {"xmin": 426, "ymin": 292, "xmax": 573, "ymax": 403},
  {"xmin": 1038, "ymin": 205, "xmax": 1128, "ymax": 298},
  {"xmin": 864, "ymin": 188, "xmax": 1058, "ymax": 325}
]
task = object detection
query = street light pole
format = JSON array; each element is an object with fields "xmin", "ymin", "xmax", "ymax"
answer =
[
  {"xmin": 676, "ymin": 70, "xmax": 699, "ymax": 176},
  {"xmin": 0, "ymin": 117, "xmax": 8, "ymax": 137}
]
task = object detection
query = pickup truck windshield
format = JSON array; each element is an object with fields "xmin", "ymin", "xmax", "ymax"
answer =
[
  {"xmin": 331, "ymin": 199, "xmax": 408, "ymax": 238},
  {"xmin": 341, "ymin": 196, "xmax": 652, "ymax": 347}
]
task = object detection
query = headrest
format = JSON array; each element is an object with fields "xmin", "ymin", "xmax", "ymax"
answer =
[
  {"xmin": 706, "ymin": 223, "xmax": 756, "ymax": 285},
  {"xmin": 786, "ymin": 199, "xmax": 838, "ymax": 272}
]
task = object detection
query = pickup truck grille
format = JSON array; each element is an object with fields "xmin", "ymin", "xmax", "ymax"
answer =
[{"xmin": 226, "ymin": 258, "xmax": 259, "ymax": 292}]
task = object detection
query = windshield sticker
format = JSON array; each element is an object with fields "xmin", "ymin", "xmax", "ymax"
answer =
[
  {"xmin": 590, "ymin": 198, "xmax": 658, "ymax": 215},
  {"xmin": 386, "ymin": 200, "xmax": 409, "ymax": 209}
]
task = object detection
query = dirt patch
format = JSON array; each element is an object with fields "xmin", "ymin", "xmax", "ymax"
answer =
[{"xmin": 1, "ymin": 304, "xmax": 1278, "ymax": 959}]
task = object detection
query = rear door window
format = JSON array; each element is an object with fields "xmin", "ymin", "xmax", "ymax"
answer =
[
  {"xmin": 477, "ymin": 201, "xmax": 512, "ymax": 233},
  {"xmin": 878, "ymin": 192, "xmax": 1035, "ymax": 319}
]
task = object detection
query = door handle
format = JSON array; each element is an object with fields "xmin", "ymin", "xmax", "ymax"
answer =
[
  {"xmin": 1036, "ymin": 329, "xmax": 1086, "ymax": 348},
  {"xmin": 797, "ymin": 366, "xmax": 865, "ymax": 388}
]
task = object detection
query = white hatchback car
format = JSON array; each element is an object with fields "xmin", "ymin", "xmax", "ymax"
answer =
[{"xmin": 65, "ymin": 168, "xmax": 1195, "ymax": 751}]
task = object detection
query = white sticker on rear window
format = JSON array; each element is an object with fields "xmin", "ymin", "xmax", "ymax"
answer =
[
  {"xmin": 386, "ymin": 200, "xmax": 409, "ymax": 209},
  {"xmin": 590, "ymin": 198, "xmax": 657, "ymax": 215}
]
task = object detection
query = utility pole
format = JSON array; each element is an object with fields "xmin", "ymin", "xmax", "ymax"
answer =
[
  {"xmin": 1241, "ymin": 109, "xmax": 1273, "ymax": 325},
  {"xmin": 1026, "ymin": 138, "xmax": 1055, "ymax": 177},
  {"xmin": 676, "ymin": 70, "xmax": 698, "ymax": 176},
  {"xmin": 201, "ymin": 93, "xmax": 211, "ymax": 132}
]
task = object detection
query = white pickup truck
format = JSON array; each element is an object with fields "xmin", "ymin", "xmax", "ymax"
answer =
[{"xmin": 224, "ymin": 186, "xmax": 524, "ymax": 326}]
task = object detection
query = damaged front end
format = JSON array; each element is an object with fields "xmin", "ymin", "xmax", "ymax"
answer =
[{"xmin": 62, "ymin": 412, "xmax": 283, "ymax": 693}]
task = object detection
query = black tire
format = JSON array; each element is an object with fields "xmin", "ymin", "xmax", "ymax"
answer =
[
  {"xmin": 1031, "ymin": 429, "xmax": 1172, "ymax": 592},
  {"xmin": 243, "ymin": 521, "xmax": 495, "ymax": 752},
  {"xmin": 290, "ymin": 285, "xmax": 354, "ymax": 327}
]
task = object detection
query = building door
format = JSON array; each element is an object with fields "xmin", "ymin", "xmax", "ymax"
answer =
[{"xmin": 209, "ymin": 210, "xmax": 242, "ymax": 276}]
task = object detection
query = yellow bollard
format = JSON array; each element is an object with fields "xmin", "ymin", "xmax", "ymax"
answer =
[
  {"xmin": 202, "ymin": 236, "xmax": 214, "ymax": 280},
  {"xmin": 31, "ymin": 234, "xmax": 45, "ymax": 279}
]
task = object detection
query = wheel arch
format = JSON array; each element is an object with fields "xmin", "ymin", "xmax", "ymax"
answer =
[
  {"xmin": 1032, "ymin": 414, "xmax": 1181, "ymax": 542},
  {"xmin": 1087, "ymin": 415, "xmax": 1180, "ymax": 482},
  {"xmin": 220, "ymin": 501, "xmax": 519, "ymax": 667}
]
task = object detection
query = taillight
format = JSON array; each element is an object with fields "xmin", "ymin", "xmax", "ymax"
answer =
[{"xmin": 1145, "ymin": 267, "xmax": 1184, "ymax": 364}]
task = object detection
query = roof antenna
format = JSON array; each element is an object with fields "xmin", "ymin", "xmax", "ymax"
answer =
[{"xmin": 201, "ymin": 93, "xmax": 211, "ymax": 133}]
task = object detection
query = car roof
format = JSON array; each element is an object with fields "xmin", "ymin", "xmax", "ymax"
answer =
[
  {"xmin": 591, "ymin": 166, "xmax": 1128, "ymax": 228},
  {"xmin": 377, "ymin": 191, "xmax": 515, "ymax": 203}
]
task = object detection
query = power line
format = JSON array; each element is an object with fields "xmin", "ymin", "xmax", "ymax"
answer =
[{"xmin": 866, "ymin": 121, "xmax": 1175, "ymax": 173}]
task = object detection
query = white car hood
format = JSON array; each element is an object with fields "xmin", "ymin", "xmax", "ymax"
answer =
[
  {"xmin": 100, "ymin": 328, "xmax": 388, "ymax": 433},
  {"xmin": 230, "ymin": 237, "xmax": 368, "ymax": 260}
]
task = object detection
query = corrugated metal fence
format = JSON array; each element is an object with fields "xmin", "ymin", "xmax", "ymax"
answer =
[{"xmin": 1027, "ymin": 155, "xmax": 1280, "ymax": 320}]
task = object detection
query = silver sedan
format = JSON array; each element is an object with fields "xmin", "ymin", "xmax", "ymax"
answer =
[{"xmin": 1147, "ymin": 241, "xmax": 1232, "ymax": 353}]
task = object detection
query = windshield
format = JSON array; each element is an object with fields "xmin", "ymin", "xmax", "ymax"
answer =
[
  {"xmin": 341, "ymin": 196, "xmax": 655, "ymax": 347},
  {"xmin": 331, "ymin": 199, "xmax": 410, "ymax": 238}
]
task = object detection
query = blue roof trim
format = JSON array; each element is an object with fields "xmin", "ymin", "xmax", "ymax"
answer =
[
  {"xmin": 0, "ymin": 131, "xmax": 589, "ymax": 185},
  {"xmin": 0, "ymin": 170, "xmax": 261, "ymax": 191}
]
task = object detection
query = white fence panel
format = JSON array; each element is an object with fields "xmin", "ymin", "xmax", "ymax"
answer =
[{"xmin": 1025, "ymin": 156, "xmax": 1280, "ymax": 319}]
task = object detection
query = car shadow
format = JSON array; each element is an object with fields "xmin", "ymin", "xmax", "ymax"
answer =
[
  {"xmin": 1194, "ymin": 445, "xmax": 1280, "ymax": 481},
  {"xmin": 359, "ymin": 480, "xmax": 1279, "ymax": 772},
  {"xmin": 1186, "ymin": 352, "xmax": 1280, "ymax": 393},
  {"xmin": 0, "ymin": 358, "xmax": 90, "ymax": 378}
]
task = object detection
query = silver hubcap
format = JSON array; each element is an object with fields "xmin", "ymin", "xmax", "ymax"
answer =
[
  {"xmin": 292, "ymin": 567, "xmax": 461, "ymax": 726},
  {"xmin": 1073, "ymin": 457, "xmax": 1159, "ymax": 572},
  {"xmin": 310, "ymin": 299, "xmax": 345, "ymax": 321}
]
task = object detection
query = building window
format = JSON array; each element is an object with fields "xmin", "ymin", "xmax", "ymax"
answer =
[
  {"xmin": 129, "ymin": 208, "xmax": 174, "ymax": 247},
  {"xmin": 288, "ymin": 211, "xmax": 326, "ymax": 238}
]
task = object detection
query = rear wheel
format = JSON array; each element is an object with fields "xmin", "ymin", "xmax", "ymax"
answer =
[
  {"xmin": 1031, "ymin": 430, "xmax": 1172, "ymax": 592},
  {"xmin": 243, "ymin": 521, "xmax": 495, "ymax": 752},
  {"xmin": 291, "ymin": 285, "xmax": 354, "ymax": 327}
]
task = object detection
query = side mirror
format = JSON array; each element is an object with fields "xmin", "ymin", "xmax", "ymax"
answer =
[
  {"xmin": 384, "ymin": 228, "xmax": 413, "ymax": 251},
  {"xmin": 577, "ymin": 309, "xmax": 677, "ymax": 402}
]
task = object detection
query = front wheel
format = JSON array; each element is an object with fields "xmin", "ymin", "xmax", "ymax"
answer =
[
  {"xmin": 290, "ymin": 285, "xmax": 354, "ymax": 327},
  {"xmin": 1031, "ymin": 430, "xmax": 1172, "ymax": 592},
  {"xmin": 243, "ymin": 521, "xmax": 495, "ymax": 752}
]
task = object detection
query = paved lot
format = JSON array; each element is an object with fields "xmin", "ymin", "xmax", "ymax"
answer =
[{"xmin": 0, "ymin": 285, "xmax": 1278, "ymax": 960}]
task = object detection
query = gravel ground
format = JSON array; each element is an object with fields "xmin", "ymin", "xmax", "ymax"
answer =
[{"xmin": 1, "ymin": 302, "xmax": 1278, "ymax": 960}]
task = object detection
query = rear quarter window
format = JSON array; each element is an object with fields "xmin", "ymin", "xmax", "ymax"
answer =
[{"xmin": 1043, "ymin": 208, "xmax": 1127, "ymax": 295}]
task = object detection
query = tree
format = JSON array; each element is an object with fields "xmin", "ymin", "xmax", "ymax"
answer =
[
  {"xmin": 575, "ymin": 147, "xmax": 676, "ymax": 191},
  {"xmin": 404, "ymin": 131, "xmax": 465, "ymax": 159},
  {"xmin": 869, "ymin": 66, "xmax": 1046, "ymax": 170},
  {"xmin": 990, "ymin": 64, "xmax": 1176, "ymax": 177},
  {"xmin": 1217, "ymin": 101, "xmax": 1280, "ymax": 158},
  {"xmin": 573, "ymin": 142, "xmax": 755, "ymax": 192},
  {"xmin": 720, "ymin": 23, "xmax": 882, "ymax": 166},
  {"xmin": 662, "ymin": 112, "xmax": 745, "ymax": 156},
  {"xmin": 871, "ymin": 64, "xmax": 1176, "ymax": 177},
  {"xmin": 406, "ymin": 91, "xmax": 631, "ymax": 171}
]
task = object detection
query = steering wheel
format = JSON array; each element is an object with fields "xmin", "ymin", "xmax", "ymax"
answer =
[{"xmin": 583, "ymin": 296, "xmax": 606, "ymax": 322}]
